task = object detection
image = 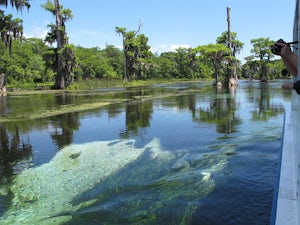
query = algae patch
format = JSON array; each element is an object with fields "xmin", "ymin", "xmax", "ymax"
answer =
[{"xmin": 0, "ymin": 102, "xmax": 113, "ymax": 123}]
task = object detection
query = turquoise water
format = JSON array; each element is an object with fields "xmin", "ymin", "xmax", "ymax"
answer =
[{"xmin": 0, "ymin": 80, "xmax": 291, "ymax": 224}]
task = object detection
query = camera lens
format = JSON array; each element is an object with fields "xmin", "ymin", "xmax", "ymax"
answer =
[
  {"xmin": 271, "ymin": 39, "xmax": 285, "ymax": 55},
  {"xmin": 271, "ymin": 45, "xmax": 281, "ymax": 55}
]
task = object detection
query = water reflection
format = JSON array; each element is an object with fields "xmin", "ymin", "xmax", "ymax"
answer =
[
  {"xmin": 194, "ymin": 87, "xmax": 241, "ymax": 137},
  {"xmin": 250, "ymin": 83, "xmax": 285, "ymax": 121},
  {"xmin": 50, "ymin": 113, "xmax": 80, "ymax": 149},
  {"xmin": 0, "ymin": 81, "xmax": 289, "ymax": 170},
  {"xmin": 0, "ymin": 96, "xmax": 8, "ymax": 117},
  {"xmin": 120, "ymin": 100, "xmax": 153, "ymax": 138},
  {"xmin": 0, "ymin": 124, "xmax": 32, "ymax": 184},
  {"xmin": 0, "ymin": 80, "xmax": 291, "ymax": 223}
]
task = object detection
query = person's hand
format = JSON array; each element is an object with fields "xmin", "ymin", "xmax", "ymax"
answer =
[{"xmin": 277, "ymin": 42, "xmax": 293, "ymax": 58}]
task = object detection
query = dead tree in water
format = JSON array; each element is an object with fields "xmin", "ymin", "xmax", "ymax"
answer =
[{"xmin": 226, "ymin": 7, "xmax": 238, "ymax": 86}]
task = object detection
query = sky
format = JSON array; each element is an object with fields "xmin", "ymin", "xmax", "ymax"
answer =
[{"xmin": 4, "ymin": 0, "xmax": 297, "ymax": 62}]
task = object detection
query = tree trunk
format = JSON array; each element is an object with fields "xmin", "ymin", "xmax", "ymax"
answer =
[
  {"xmin": 53, "ymin": 0, "xmax": 71, "ymax": 89},
  {"xmin": 227, "ymin": 7, "xmax": 232, "ymax": 52},
  {"xmin": 0, "ymin": 73, "xmax": 6, "ymax": 93},
  {"xmin": 227, "ymin": 7, "xmax": 238, "ymax": 86},
  {"xmin": 260, "ymin": 63, "xmax": 268, "ymax": 82},
  {"xmin": 54, "ymin": 0, "xmax": 65, "ymax": 50},
  {"xmin": 213, "ymin": 63, "xmax": 222, "ymax": 86},
  {"xmin": 54, "ymin": 0, "xmax": 64, "ymax": 89},
  {"xmin": 123, "ymin": 37, "xmax": 128, "ymax": 82}
]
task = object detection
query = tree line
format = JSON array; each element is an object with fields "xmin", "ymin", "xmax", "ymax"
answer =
[{"xmin": 0, "ymin": 0, "xmax": 288, "ymax": 91}]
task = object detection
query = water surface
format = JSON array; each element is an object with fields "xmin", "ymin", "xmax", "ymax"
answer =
[{"xmin": 0, "ymin": 80, "xmax": 291, "ymax": 224}]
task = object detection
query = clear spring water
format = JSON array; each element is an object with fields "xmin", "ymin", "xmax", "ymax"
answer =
[{"xmin": 0, "ymin": 80, "xmax": 291, "ymax": 224}]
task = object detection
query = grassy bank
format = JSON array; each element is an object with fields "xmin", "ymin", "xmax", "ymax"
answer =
[
  {"xmin": 67, "ymin": 78, "xmax": 197, "ymax": 90},
  {"xmin": 5, "ymin": 78, "xmax": 203, "ymax": 93}
]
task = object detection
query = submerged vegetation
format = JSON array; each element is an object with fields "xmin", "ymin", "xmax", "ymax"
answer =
[
  {"xmin": 0, "ymin": 138, "xmax": 228, "ymax": 225},
  {"xmin": 0, "ymin": 80, "xmax": 286, "ymax": 224},
  {"xmin": 0, "ymin": 80, "xmax": 212, "ymax": 123}
]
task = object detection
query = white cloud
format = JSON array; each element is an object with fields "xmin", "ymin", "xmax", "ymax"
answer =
[
  {"xmin": 170, "ymin": 44, "xmax": 190, "ymax": 51},
  {"xmin": 151, "ymin": 44, "xmax": 190, "ymax": 54},
  {"xmin": 24, "ymin": 25, "xmax": 48, "ymax": 39},
  {"xmin": 81, "ymin": 30, "xmax": 98, "ymax": 35}
]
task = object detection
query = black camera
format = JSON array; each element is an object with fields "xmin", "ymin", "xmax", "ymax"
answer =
[{"xmin": 270, "ymin": 39, "xmax": 286, "ymax": 55}]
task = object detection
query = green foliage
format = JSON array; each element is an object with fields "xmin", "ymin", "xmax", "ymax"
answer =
[
  {"xmin": 195, "ymin": 44, "xmax": 231, "ymax": 82},
  {"xmin": 115, "ymin": 24, "xmax": 153, "ymax": 81},
  {"xmin": 0, "ymin": 2, "xmax": 289, "ymax": 87},
  {"xmin": 242, "ymin": 57, "xmax": 286, "ymax": 80},
  {"xmin": 152, "ymin": 48, "xmax": 213, "ymax": 80},
  {"xmin": 74, "ymin": 46, "xmax": 117, "ymax": 79},
  {"xmin": 216, "ymin": 31, "xmax": 244, "ymax": 57},
  {"xmin": 0, "ymin": 39, "xmax": 47, "ymax": 83},
  {"xmin": 57, "ymin": 44, "xmax": 76, "ymax": 87},
  {"xmin": 155, "ymin": 53, "xmax": 178, "ymax": 78},
  {"xmin": 250, "ymin": 37, "xmax": 274, "ymax": 61},
  {"xmin": 41, "ymin": 0, "xmax": 73, "ymax": 19},
  {"xmin": 102, "ymin": 45, "xmax": 123, "ymax": 77},
  {"xmin": 0, "ymin": 11, "xmax": 24, "ymax": 56},
  {"xmin": 0, "ymin": 27, "xmax": 290, "ymax": 88},
  {"xmin": 41, "ymin": 0, "xmax": 55, "ymax": 14},
  {"xmin": 244, "ymin": 37, "xmax": 283, "ymax": 81}
]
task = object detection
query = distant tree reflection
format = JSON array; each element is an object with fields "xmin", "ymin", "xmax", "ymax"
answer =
[
  {"xmin": 120, "ymin": 101, "xmax": 153, "ymax": 138},
  {"xmin": 50, "ymin": 112, "xmax": 80, "ymax": 149},
  {"xmin": 193, "ymin": 86, "xmax": 242, "ymax": 136},
  {"xmin": 0, "ymin": 125, "xmax": 32, "ymax": 184},
  {"xmin": 251, "ymin": 83, "xmax": 285, "ymax": 121}
]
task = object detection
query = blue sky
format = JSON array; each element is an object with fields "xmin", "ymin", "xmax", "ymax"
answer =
[{"xmin": 4, "ymin": 0, "xmax": 297, "ymax": 62}]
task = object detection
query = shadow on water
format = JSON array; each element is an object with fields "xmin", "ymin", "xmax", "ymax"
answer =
[{"xmin": 191, "ymin": 139, "xmax": 281, "ymax": 225}]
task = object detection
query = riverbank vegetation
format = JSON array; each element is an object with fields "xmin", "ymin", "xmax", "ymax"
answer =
[
  {"xmin": 0, "ymin": 37, "xmax": 287, "ymax": 90},
  {"xmin": 0, "ymin": 0, "xmax": 289, "ymax": 92}
]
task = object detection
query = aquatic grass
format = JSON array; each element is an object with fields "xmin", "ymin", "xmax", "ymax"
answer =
[
  {"xmin": 4, "ymin": 78, "xmax": 185, "ymax": 93},
  {"xmin": 0, "ymin": 102, "xmax": 116, "ymax": 123},
  {"xmin": 6, "ymin": 82, "xmax": 54, "ymax": 90},
  {"xmin": 1, "ymin": 82, "xmax": 211, "ymax": 123},
  {"xmin": 68, "ymin": 78, "xmax": 193, "ymax": 90}
]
